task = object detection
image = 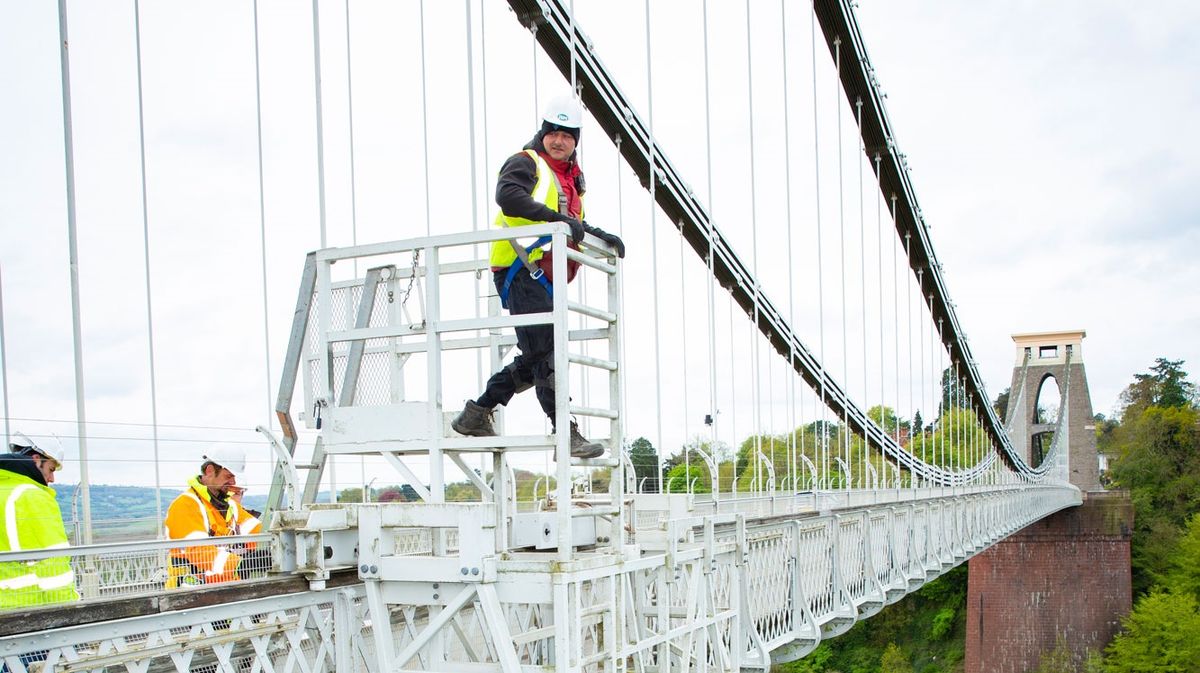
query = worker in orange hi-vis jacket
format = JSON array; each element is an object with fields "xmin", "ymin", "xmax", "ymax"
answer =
[{"xmin": 164, "ymin": 445, "xmax": 262, "ymax": 585}]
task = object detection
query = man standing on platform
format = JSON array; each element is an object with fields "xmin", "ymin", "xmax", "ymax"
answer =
[{"xmin": 451, "ymin": 94, "xmax": 624, "ymax": 459}]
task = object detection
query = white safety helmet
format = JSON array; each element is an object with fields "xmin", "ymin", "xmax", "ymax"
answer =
[
  {"xmin": 542, "ymin": 94, "xmax": 583, "ymax": 129},
  {"xmin": 202, "ymin": 443, "xmax": 246, "ymax": 475},
  {"xmin": 10, "ymin": 431, "xmax": 65, "ymax": 469}
]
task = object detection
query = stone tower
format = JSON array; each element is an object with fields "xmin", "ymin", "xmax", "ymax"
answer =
[
  {"xmin": 967, "ymin": 330, "xmax": 1131, "ymax": 672},
  {"xmin": 1003, "ymin": 330, "xmax": 1100, "ymax": 490}
]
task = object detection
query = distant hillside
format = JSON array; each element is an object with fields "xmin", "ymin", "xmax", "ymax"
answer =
[{"xmin": 50, "ymin": 484, "xmax": 273, "ymax": 542}]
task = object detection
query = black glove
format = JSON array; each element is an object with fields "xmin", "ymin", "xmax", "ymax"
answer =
[
  {"xmin": 584, "ymin": 223, "xmax": 626, "ymax": 258},
  {"xmin": 558, "ymin": 215, "xmax": 586, "ymax": 244}
]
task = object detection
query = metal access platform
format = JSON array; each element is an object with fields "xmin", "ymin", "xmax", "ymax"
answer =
[
  {"xmin": 0, "ymin": 226, "xmax": 1081, "ymax": 672},
  {"xmin": 275, "ymin": 223, "xmax": 644, "ymax": 669}
]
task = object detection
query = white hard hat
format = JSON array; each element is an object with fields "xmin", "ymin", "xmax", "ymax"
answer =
[
  {"xmin": 202, "ymin": 443, "xmax": 246, "ymax": 475},
  {"xmin": 542, "ymin": 95, "xmax": 583, "ymax": 129},
  {"xmin": 10, "ymin": 431, "xmax": 65, "ymax": 468}
]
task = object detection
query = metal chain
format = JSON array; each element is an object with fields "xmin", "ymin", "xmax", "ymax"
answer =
[{"xmin": 389, "ymin": 249, "xmax": 421, "ymax": 308}]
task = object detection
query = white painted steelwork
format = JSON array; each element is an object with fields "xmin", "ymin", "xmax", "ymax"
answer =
[
  {"xmin": 0, "ymin": 1, "xmax": 1093, "ymax": 670},
  {"xmin": 0, "ymin": 226, "xmax": 1081, "ymax": 671},
  {"xmin": 0, "ymin": 486, "xmax": 1078, "ymax": 672}
]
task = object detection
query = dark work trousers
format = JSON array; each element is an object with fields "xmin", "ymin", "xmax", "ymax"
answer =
[{"xmin": 476, "ymin": 268, "xmax": 557, "ymax": 420}]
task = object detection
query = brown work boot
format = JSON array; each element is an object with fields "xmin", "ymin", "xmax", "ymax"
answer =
[
  {"xmin": 451, "ymin": 400, "xmax": 497, "ymax": 437},
  {"xmin": 567, "ymin": 422, "xmax": 603, "ymax": 459}
]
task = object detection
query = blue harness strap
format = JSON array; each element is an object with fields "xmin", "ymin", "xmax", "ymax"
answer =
[{"xmin": 500, "ymin": 235, "xmax": 553, "ymax": 309}]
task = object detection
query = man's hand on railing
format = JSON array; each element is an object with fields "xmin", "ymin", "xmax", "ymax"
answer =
[
  {"xmin": 583, "ymin": 222, "xmax": 625, "ymax": 258},
  {"xmin": 556, "ymin": 214, "xmax": 587, "ymax": 244}
]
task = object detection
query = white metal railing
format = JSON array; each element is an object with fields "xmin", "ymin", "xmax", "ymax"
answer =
[
  {"xmin": 0, "ymin": 484, "xmax": 1081, "ymax": 671},
  {"xmin": 738, "ymin": 485, "xmax": 1079, "ymax": 659},
  {"xmin": 0, "ymin": 534, "xmax": 272, "ymax": 610},
  {"xmin": 270, "ymin": 224, "xmax": 624, "ymax": 570}
]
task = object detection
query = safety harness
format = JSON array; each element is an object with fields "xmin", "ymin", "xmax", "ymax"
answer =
[
  {"xmin": 500, "ymin": 235, "xmax": 554, "ymax": 309},
  {"xmin": 499, "ymin": 150, "xmax": 571, "ymax": 310}
]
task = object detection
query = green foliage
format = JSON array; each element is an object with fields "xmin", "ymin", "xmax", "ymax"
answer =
[
  {"xmin": 779, "ymin": 566, "xmax": 967, "ymax": 673},
  {"xmin": 1084, "ymin": 358, "xmax": 1200, "ymax": 671},
  {"xmin": 938, "ymin": 367, "xmax": 969, "ymax": 420},
  {"xmin": 734, "ymin": 435, "xmax": 790, "ymax": 491},
  {"xmin": 338, "ymin": 486, "xmax": 367, "ymax": 503},
  {"xmin": 879, "ymin": 642, "xmax": 911, "ymax": 673},
  {"xmin": 628, "ymin": 437, "xmax": 660, "ymax": 491},
  {"xmin": 993, "ymin": 387, "xmax": 1011, "ymax": 424},
  {"xmin": 1163, "ymin": 514, "xmax": 1200, "ymax": 601},
  {"xmin": 664, "ymin": 463, "xmax": 710, "ymax": 493},
  {"xmin": 729, "ymin": 410, "xmax": 930, "ymax": 493},
  {"xmin": 445, "ymin": 480, "xmax": 482, "ymax": 502},
  {"xmin": 906, "ymin": 407, "xmax": 989, "ymax": 471},
  {"xmin": 1103, "ymin": 591, "xmax": 1200, "ymax": 672},
  {"xmin": 660, "ymin": 438, "xmax": 728, "ymax": 492},
  {"xmin": 929, "ymin": 607, "xmax": 955, "ymax": 640},
  {"xmin": 778, "ymin": 358, "xmax": 1200, "ymax": 673},
  {"xmin": 867, "ymin": 405, "xmax": 908, "ymax": 437},
  {"xmin": 784, "ymin": 643, "xmax": 832, "ymax": 673},
  {"xmin": 1105, "ymin": 403, "xmax": 1200, "ymax": 594},
  {"xmin": 1121, "ymin": 358, "xmax": 1198, "ymax": 414}
]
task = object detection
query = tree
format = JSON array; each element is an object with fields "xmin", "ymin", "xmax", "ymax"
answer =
[
  {"xmin": 867, "ymin": 405, "xmax": 906, "ymax": 436},
  {"xmin": 734, "ymin": 434, "xmax": 786, "ymax": 491},
  {"xmin": 1103, "ymin": 590, "xmax": 1200, "ymax": 672},
  {"xmin": 1164, "ymin": 514, "xmax": 1200, "ymax": 601},
  {"xmin": 338, "ymin": 486, "xmax": 366, "ymax": 503},
  {"xmin": 879, "ymin": 642, "xmax": 911, "ymax": 673},
  {"xmin": 661, "ymin": 438, "xmax": 728, "ymax": 489},
  {"xmin": 1094, "ymin": 413, "xmax": 1119, "ymax": 440},
  {"xmin": 627, "ymin": 437, "xmax": 659, "ymax": 493},
  {"xmin": 938, "ymin": 367, "xmax": 969, "ymax": 419},
  {"xmin": 445, "ymin": 480, "xmax": 481, "ymax": 502},
  {"xmin": 664, "ymin": 462, "xmax": 710, "ymax": 493},
  {"xmin": 777, "ymin": 566, "xmax": 967, "ymax": 673},
  {"xmin": 378, "ymin": 486, "xmax": 407, "ymax": 502},
  {"xmin": 912, "ymin": 410, "xmax": 924, "ymax": 435},
  {"xmin": 802, "ymin": 419, "xmax": 839, "ymax": 440},
  {"xmin": 1120, "ymin": 357, "xmax": 1197, "ymax": 418},
  {"xmin": 993, "ymin": 387, "xmax": 1011, "ymax": 424},
  {"xmin": 906, "ymin": 407, "xmax": 988, "ymax": 470},
  {"xmin": 1106, "ymin": 403, "xmax": 1200, "ymax": 594},
  {"xmin": 782, "ymin": 643, "xmax": 832, "ymax": 673},
  {"xmin": 1104, "ymin": 359, "xmax": 1200, "ymax": 595}
]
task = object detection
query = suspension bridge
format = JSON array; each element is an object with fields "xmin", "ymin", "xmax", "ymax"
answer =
[{"xmin": 0, "ymin": 1, "xmax": 1110, "ymax": 671}]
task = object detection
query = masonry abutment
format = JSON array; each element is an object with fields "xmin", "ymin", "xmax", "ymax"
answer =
[{"xmin": 967, "ymin": 331, "xmax": 1131, "ymax": 671}]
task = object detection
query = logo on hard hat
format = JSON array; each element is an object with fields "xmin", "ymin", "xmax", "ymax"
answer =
[{"xmin": 557, "ymin": 113, "xmax": 569, "ymax": 121}]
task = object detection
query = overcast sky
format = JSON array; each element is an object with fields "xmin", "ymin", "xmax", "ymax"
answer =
[
  {"xmin": 1, "ymin": 1, "xmax": 1197, "ymax": 497},
  {"xmin": 855, "ymin": 2, "xmax": 1200, "ymax": 416}
]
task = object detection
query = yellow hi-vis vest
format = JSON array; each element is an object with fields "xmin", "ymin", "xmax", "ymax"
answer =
[
  {"xmin": 489, "ymin": 149, "xmax": 583, "ymax": 268},
  {"xmin": 0, "ymin": 470, "xmax": 79, "ymax": 608}
]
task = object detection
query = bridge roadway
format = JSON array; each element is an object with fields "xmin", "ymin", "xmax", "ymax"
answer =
[{"xmin": 0, "ymin": 484, "xmax": 1079, "ymax": 672}]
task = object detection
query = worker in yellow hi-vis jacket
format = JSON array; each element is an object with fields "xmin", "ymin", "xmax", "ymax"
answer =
[{"xmin": 0, "ymin": 432, "xmax": 79, "ymax": 609}]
